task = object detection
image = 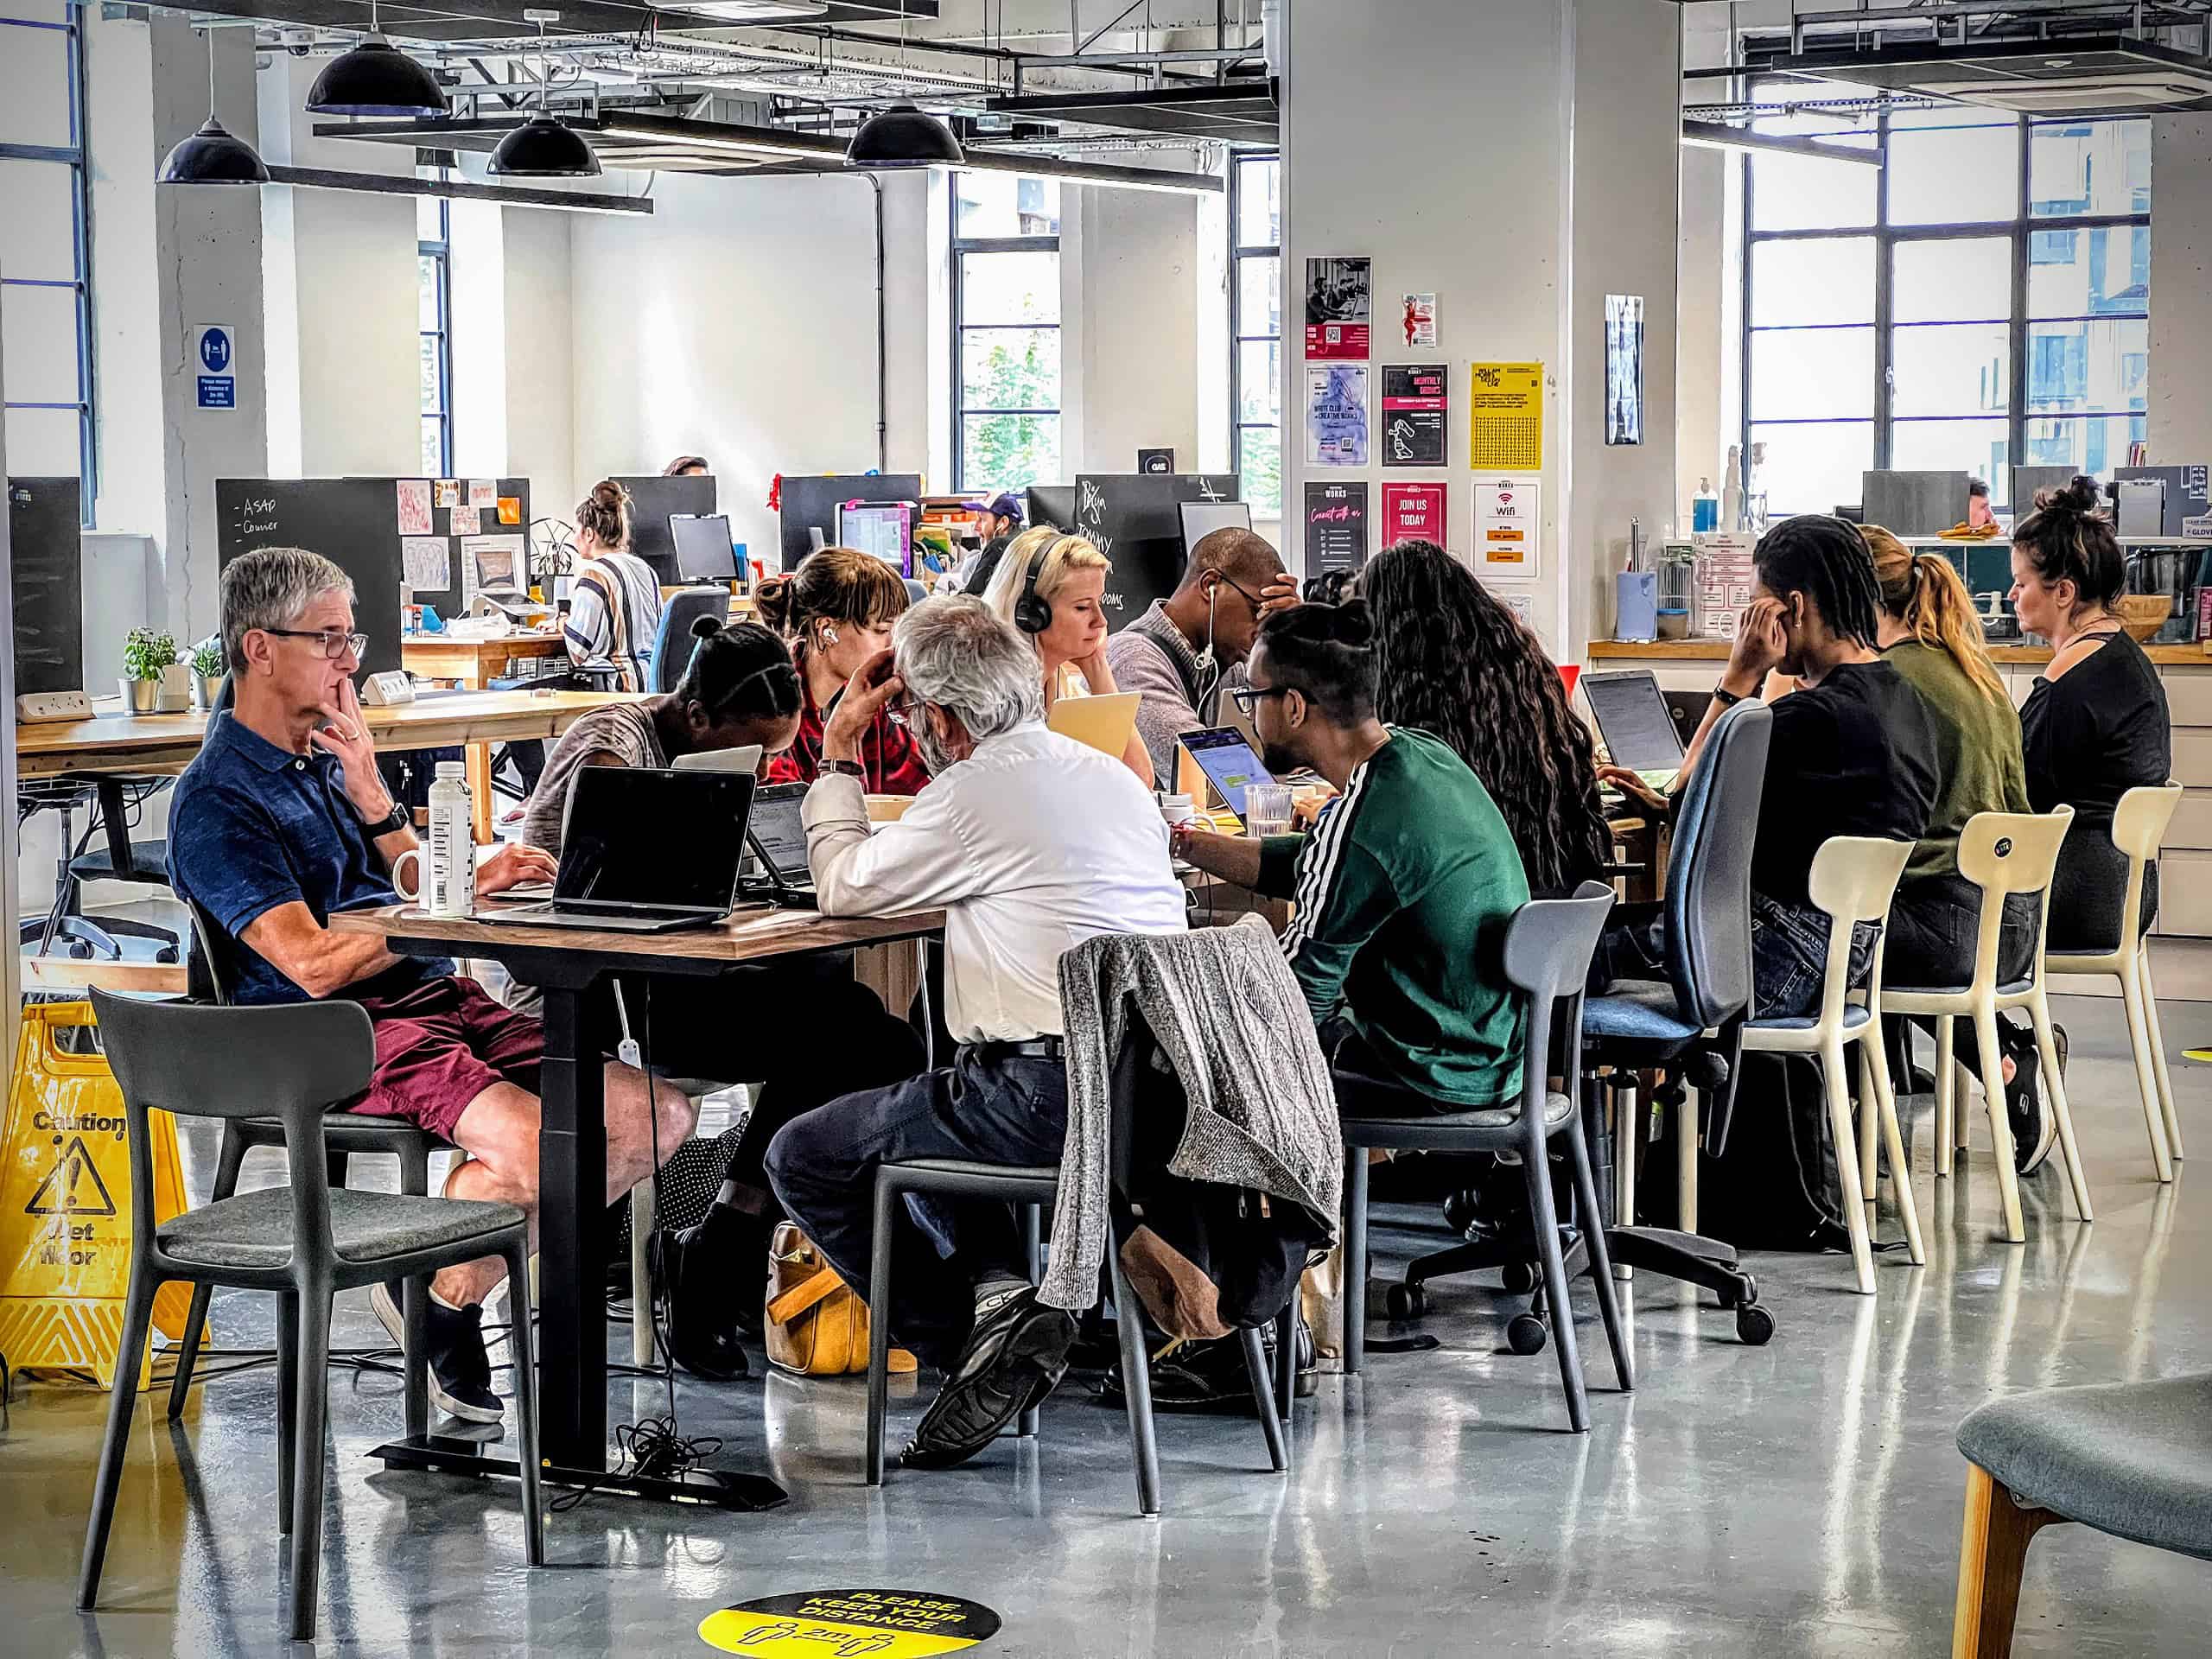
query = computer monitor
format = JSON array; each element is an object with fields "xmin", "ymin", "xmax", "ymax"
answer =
[
  {"xmin": 839, "ymin": 502, "xmax": 912, "ymax": 575},
  {"xmin": 671, "ymin": 512, "xmax": 738, "ymax": 581},
  {"xmin": 1179, "ymin": 500, "xmax": 1254, "ymax": 560},
  {"xmin": 1581, "ymin": 671, "xmax": 1687, "ymax": 774},
  {"xmin": 611, "ymin": 474, "xmax": 716, "ymax": 581}
]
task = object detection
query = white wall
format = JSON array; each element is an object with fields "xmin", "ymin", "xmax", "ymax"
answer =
[
  {"xmin": 83, "ymin": 11, "xmax": 165, "ymax": 543},
  {"xmin": 2149, "ymin": 114, "xmax": 2212, "ymax": 466},
  {"xmin": 1064, "ymin": 181, "xmax": 1202, "ymax": 476},
  {"xmin": 499, "ymin": 206, "xmax": 576, "ymax": 520},
  {"xmin": 1677, "ymin": 146, "xmax": 1727, "ymax": 524}
]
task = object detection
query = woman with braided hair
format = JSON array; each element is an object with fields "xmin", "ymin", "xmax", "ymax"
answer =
[
  {"xmin": 1601, "ymin": 514, "xmax": 1940, "ymax": 1019},
  {"xmin": 1361, "ymin": 539, "xmax": 1613, "ymax": 895}
]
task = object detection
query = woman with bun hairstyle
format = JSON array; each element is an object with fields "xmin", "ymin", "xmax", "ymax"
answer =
[
  {"xmin": 2011, "ymin": 477, "xmax": 2173, "ymax": 949},
  {"xmin": 757, "ymin": 545, "xmax": 931, "ymax": 794},
  {"xmin": 982, "ymin": 526, "xmax": 1155, "ymax": 785},
  {"xmin": 1362, "ymin": 538, "xmax": 1613, "ymax": 896},
  {"xmin": 563, "ymin": 479, "xmax": 665, "ymax": 691}
]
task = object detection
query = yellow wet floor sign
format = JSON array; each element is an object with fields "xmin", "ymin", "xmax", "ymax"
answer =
[
  {"xmin": 0, "ymin": 1001, "xmax": 191, "ymax": 1384},
  {"xmin": 700, "ymin": 1591, "xmax": 1001, "ymax": 1657}
]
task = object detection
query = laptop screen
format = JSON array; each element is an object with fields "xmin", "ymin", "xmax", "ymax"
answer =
[
  {"xmin": 1582, "ymin": 671, "xmax": 1687, "ymax": 773},
  {"xmin": 555, "ymin": 767, "xmax": 753, "ymax": 909},
  {"xmin": 1182, "ymin": 726, "xmax": 1277, "ymax": 823},
  {"xmin": 670, "ymin": 513, "xmax": 737, "ymax": 581},
  {"xmin": 748, "ymin": 782, "xmax": 810, "ymax": 880}
]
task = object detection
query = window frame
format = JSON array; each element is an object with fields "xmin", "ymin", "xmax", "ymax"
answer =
[
  {"xmin": 1741, "ymin": 109, "xmax": 2150, "ymax": 515},
  {"xmin": 417, "ymin": 195, "xmax": 454, "ymax": 480},
  {"xmin": 950, "ymin": 174, "xmax": 1062, "ymax": 494},
  {"xmin": 0, "ymin": 6, "xmax": 96, "ymax": 524},
  {"xmin": 1229, "ymin": 150, "xmax": 1281, "ymax": 515}
]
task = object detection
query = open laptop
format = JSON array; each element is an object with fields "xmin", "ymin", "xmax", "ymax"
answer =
[
  {"xmin": 494, "ymin": 767, "xmax": 754, "ymax": 933},
  {"xmin": 742, "ymin": 780, "xmax": 817, "ymax": 909},
  {"xmin": 1179, "ymin": 725, "xmax": 1279, "ymax": 830},
  {"xmin": 670, "ymin": 512, "xmax": 738, "ymax": 582},
  {"xmin": 1581, "ymin": 669, "xmax": 1686, "ymax": 791},
  {"xmin": 1047, "ymin": 691, "xmax": 1141, "ymax": 759},
  {"xmin": 1179, "ymin": 500, "xmax": 1253, "ymax": 560}
]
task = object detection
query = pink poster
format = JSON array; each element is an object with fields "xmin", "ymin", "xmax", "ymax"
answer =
[{"xmin": 1382, "ymin": 482, "xmax": 1447, "ymax": 547}]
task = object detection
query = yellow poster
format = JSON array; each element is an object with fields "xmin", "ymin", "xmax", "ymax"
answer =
[{"xmin": 1470, "ymin": 361, "xmax": 1544, "ymax": 471}]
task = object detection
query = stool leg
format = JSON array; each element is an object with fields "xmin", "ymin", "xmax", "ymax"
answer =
[
  {"xmin": 76, "ymin": 1256, "xmax": 158, "ymax": 1610},
  {"xmin": 866, "ymin": 1175, "xmax": 898, "ymax": 1486},
  {"xmin": 2031, "ymin": 994, "xmax": 2093, "ymax": 1224},
  {"xmin": 287, "ymin": 1293, "xmax": 333, "ymax": 1643},
  {"xmin": 1565, "ymin": 1118, "xmax": 1633, "ymax": 1393},
  {"xmin": 1974, "ymin": 1007, "xmax": 2027, "ymax": 1244},
  {"xmin": 1343, "ymin": 1150, "xmax": 1370, "ymax": 1376},
  {"xmin": 504, "ymin": 1240, "xmax": 546, "ymax": 1567},
  {"xmin": 1274, "ymin": 1305, "xmax": 1296, "ymax": 1424},
  {"xmin": 1935, "ymin": 1017, "xmax": 1958, "ymax": 1178},
  {"xmin": 1524, "ymin": 1136, "xmax": 1589, "ymax": 1432},
  {"xmin": 1108, "ymin": 1252, "xmax": 1161, "ymax": 1516},
  {"xmin": 168, "ymin": 1127, "xmax": 247, "ymax": 1421},
  {"xmin": 2120, "ymin": 954, "xmax": 2175, "ymax": 1183},
  {"xmin": 399, "ymin": 1143, "xmax": 432, "ymax": 1437},
  {"xmin": 276, "ymin": 1293, "xmax": 298, "ymax": 1534},
  {"xmin": 1865, "ymin": 1033, "xmax": 1925, "ymax": 1267},
  {"xmin": 1952, "ymin": 1463, "xmax": 2056, "ymax": 1659},
  {"xmin": 630, "ymin": 1178, "xmax": 657, "ymax": 1368},
  {"xmin": 1238, "ymin": 1325, "xmax": 1287, "ymax": 1472},
  {"xmin": 1018, "ymin": 1203, "xmax": 1043, "ymax": 1438},
  {"xmin": 1823, "ymin": 1037, "xmax": 1877, "ymax": 1294}
]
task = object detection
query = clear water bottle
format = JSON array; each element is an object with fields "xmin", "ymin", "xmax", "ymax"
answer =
[{"xmin": 425, "ymin": 760, "xmax": 475, "ymax": 918}]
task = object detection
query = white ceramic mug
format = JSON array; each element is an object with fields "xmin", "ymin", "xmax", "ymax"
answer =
[
  {"xmin": 1159, "ymin": 792, "xmax": 1198, "ymax": 827},
  {"xmin": 391, "ymin": 846, "xmax": 426, "ymax": 906}
]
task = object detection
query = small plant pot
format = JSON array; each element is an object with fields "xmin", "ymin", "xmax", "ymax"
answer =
[
  {"xmin": 157, "ymin": 663, "xmax": 194, "ymax": 711},
  {"xmin": 119, "ymin": 677, "xmax": 162, "ymax": 714},
  {"xmin": 190, "ymin": 673, "xmax": 222, "ymax": 710}
]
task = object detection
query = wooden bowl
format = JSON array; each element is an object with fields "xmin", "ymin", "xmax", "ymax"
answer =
[{"xmin": 2117, "ymin": 594, "xmax": 2171, "ymax": 641}]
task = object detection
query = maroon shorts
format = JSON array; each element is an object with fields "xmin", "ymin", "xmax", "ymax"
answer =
[{"xmin": 346, "ymin": 976, "xmax": 545, "ymax": 1143}]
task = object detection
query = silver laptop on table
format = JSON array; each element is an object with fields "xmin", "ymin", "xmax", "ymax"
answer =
[
  {"xmin": 1581, "ymin": 669, "xmax": 1688, "ymax": 792},
  {"xmin": 741, "ymin": 780, "xmax": 818, "ymax": 909},
  {"xmin": 495, "ymin": 766, "xmax": 754, "ymax": 934}
]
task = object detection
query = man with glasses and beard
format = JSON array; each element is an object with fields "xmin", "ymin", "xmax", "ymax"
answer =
[
  {"xmin": 765, "ymin": 594, "xmax": 1186, "ymax": 1471},
  {"xmin": 168, "ymin": 548, "xmax": 698, "ymax": 1425}
]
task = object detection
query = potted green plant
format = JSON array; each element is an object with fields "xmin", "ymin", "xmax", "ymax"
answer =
[
  {"xmin": 119, "ymin": 628, "xmax": 178, "ymax": 714},
  {"xmin": 189, "ymin": 639, "xmax": 225, "ymax": 710}
]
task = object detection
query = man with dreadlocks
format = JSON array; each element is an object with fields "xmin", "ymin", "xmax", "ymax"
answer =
[{"xmin": 1599, "ymin": 514, "xmax": 1939, "ymax": 1020}]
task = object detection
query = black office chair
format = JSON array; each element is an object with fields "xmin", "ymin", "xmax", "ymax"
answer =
[
  {"xmin": 1580, "ymin": 700, "xmax": 1777, "ymax": 1344},
  {"xmin": 19, "ymin": 775, "xmax": 183, "ymax": 963},
  {"xmin": 1338, "ymin": 884, "xmax": 1630, "ymax": 1430},
  {"xmin": 650, "ymin": 588, "xmax": 733, "ymax": 694}
]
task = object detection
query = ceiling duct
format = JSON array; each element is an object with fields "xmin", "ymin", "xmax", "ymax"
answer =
[{"xmin": 1763, "ymin": 35, "xmax": 2212, "ymax": 118}]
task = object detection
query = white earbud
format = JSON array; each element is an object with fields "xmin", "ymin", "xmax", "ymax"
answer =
[{"xmin": 1194, "ymin": 580, "xmax": 1220, "ymax": 674}]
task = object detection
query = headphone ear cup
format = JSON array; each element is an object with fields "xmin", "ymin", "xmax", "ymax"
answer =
[{"xmin": 1014, "ymin": 593, "xmax": 1051, "ymax": 634}]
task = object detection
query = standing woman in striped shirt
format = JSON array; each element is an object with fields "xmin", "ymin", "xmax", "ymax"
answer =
[{"xmin": 563, "ymin": 478, "xmax": 664, "ymax": 691}]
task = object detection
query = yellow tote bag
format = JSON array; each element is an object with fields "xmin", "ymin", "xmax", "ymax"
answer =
[{"xmin": 0, "ymin": 1001, "xmax": 192, "ymax": 1388}]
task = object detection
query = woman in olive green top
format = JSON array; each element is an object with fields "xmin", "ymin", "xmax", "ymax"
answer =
[{"xmin": 1866, "ymin": 526, "xmax": 2050, "ymax": 1169}]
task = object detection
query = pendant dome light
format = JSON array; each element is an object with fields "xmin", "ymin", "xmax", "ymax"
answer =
[
  {"xmin": 307, "ymin": 6, "xmax": 449, "ymax": 120},
  {"xmin": 159, "ymin": 29, "xmax": 270, "ymax": 185},
  {"xmin": 843, "ymin": 4, "xmax": 963, "ymax": 169},
  {"xmin": 488, "ymin": 17, "xmax": 599, "ymax": 179}
]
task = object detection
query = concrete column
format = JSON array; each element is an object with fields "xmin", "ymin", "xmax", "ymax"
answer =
[
  {"xmin": 2149, "ymin": 115, "xmax": 2212, "ymax": 465},
  {"xmin": 146, "ymin": 14, "xmax": 269, "ymax": 642},
  {"xmin": 1279, "ymin": 0, "xmax": 1683, "ymax": 653},
  {"xmin": 1071, "ymin": 181, "xmax": 1201, "ymax": 477}
]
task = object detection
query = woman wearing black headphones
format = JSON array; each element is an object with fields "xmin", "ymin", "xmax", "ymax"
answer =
[{"xmin": 983, "ymin": 526, "xmax": 1155, "ymax": 786}]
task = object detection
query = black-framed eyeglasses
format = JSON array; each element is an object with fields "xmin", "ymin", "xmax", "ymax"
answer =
[
  {"xmin": 262, "ymin": 627, "xmax": 369, "ymax": 661},
  {"xmin": 1228, "ymin": 684, "xmax": 1292, "ymax": 717},
  {"xmin": 1211, "ymin": 571, "xmax": 1265, "ymax": 610}
]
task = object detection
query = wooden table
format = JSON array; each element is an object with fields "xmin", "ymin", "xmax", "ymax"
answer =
[
  {"xmin": 401, "ymin": 632, "xmax": 570, "ymax": 840},
  {"xmin": 330, "ymin": 899, "xmax": 944, "ymax": 1510}
]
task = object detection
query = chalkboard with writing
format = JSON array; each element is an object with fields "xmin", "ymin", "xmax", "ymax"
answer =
[
  {"xmin": 9, "ymin": 476, "xmax": 83, "ymax": 695},
  {"xmin": 1067, "ymin": 474, "xmax": 1240, "ymax": 632},
  {"xmin": 217, "ymin": 477, "xmax": 530, "ymax": 677}
]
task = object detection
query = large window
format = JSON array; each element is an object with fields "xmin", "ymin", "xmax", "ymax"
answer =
[
  {"xmin": 1, "ymin": 1, "xmax": 95, "ymax": 523},
  {"xmin": 417, "ymin": 194, "xmax": 452, "ymax": 479},
  {"xmin": 1744, "ymin": 100, "xmax": 2150, "ymax": 517},
  {"xmin": 952, "ymin": 174, "xmax": 1060, "ymax": 493},
  {"xmin": 1230, "ymin": 153, "xmax": 1281, "ymax": 515}
]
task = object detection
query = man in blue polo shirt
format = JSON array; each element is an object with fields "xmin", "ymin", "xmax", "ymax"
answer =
[{"xmin": 169, "ymin": 547, "xmax": 697, "ymax": 1421}]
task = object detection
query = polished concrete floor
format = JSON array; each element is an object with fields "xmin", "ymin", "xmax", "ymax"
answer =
[{"xmin": 4, "ymin": 991, "xmax": 2209, "ymax": 1657}]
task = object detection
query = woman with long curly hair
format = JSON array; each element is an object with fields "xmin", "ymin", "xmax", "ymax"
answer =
[{"xmin": 1361, "ymin": 540, "xmax": 1614, "ymax": 894}]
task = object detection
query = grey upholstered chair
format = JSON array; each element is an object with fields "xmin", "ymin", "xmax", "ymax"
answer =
[
  {"xmin": 79, "ymin": 991, "xmax": 543, "ymax": 1643},
  {"xmin": 1952, "ymin": 1374, "xmax": 2212, "ymax": 1657}
]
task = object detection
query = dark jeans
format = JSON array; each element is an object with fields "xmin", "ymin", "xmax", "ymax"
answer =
[
  {"xmin": 2050, "ymin": 832, "xmax": 2158, "ymax": 954},
  {"xmin": 617, "ymin": 954, "xmax": 925, "ymax": 1198},
  {"xmin": 1887, "ymin": 878, "xmax": 2043, "ymax": 1084},
  {"xmin": 1593, "ymin": 890, "xmax": 1877, "ymax": 1022},
  {"xmin": 765, "ymin": 1046, "xmax": 1067, "ymax": 1366},
  {"xmin": 1324, "ymin": 1018, "xmax": 1474, "ymax": 1118}
]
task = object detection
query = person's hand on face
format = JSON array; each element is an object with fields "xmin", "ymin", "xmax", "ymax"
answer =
[
  {"xmin": 307, "ymin": 675, "xmax": 396, "ymax": 822},
  {"xmin": 477, "ymin": 842, "xmax": 559, "ymax": 895},
  {"xmin": 821, "ymin": 645, "xmax": 903, "ymax": 760},
  {"xmin": 1257, "ymin": 575, "xmax": 1302, "ymax": 616},
  {"xmin": 1723, "ymin": 594, "xmax": 1790, "ymax": 696}
]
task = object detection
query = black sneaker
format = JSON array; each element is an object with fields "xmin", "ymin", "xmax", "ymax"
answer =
[
  {"xmin": 901, "ymin": 1287, "xmax": 1075, "ymax": 1470},
  {"xmin": 649, "ymin": 1223, "xmax": 752, "ymax": 1383},
  {"xmin": 1102, "ymin": 1318, "xmax": 1318, "ymax": 1412},
  {"xmin": 372, "ymin": 1281, "xmax": 505, "ymax": 1424},
  {"xmin": 2003, "ymin": 1027, "xmax": 2056, "ymax": 1177}
]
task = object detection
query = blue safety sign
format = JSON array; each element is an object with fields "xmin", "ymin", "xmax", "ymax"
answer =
[
  {"xmin": 197, "ymin": 377, "xmax": 234, "ymax": 410},
  {"xmin": 194, "ymin": 324, "xmax": 237, "ymax": 410},
  {"xmin": 199, "ymin": 327, "xmax": 232, "ymax": 373}
]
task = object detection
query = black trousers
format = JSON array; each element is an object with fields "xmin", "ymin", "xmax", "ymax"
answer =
[
  {"xmin": 765, "ymin": 1046, "xmax": 1066, "ymax": 1366},
  {"xmin": 1886, "ymin": 876, "xmax": 2040, "ymax": 1081}
]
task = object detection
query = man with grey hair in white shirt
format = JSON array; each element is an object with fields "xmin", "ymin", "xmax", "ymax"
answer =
[{"xmin": 766, "ymin": 594, "xmax": 1186, "ymax": 1470}]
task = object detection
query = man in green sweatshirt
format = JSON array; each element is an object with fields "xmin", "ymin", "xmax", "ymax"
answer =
[{"xmin": 1175, "ymin": 601, "xmax": 1531, "ymax": 1111}]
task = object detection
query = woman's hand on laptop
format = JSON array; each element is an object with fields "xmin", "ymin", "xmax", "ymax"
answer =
[
  {"xmin": 823, "ymin": 646, "xmax": 905, "ymax": 762},
  {"xmin": 1594, "ymin": 764, "xmax": 1669, "ymax": 816},
  {"xmin": 477, "ymin": 842, "xmax": 561, "ymax": 896}
]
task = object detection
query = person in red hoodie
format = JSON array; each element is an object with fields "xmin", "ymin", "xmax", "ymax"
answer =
[{"xmin": 758, "ymin": 545, "xmax": 932, "ymax": 795}]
